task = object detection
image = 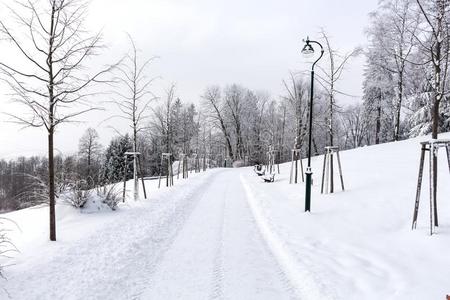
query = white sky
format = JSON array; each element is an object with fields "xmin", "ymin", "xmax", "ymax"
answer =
[{"xmin": 0, "ymin": 0, "xmax": 378, "ymax": 159}]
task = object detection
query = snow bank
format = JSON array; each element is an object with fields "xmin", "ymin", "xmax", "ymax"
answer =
[
  {"xmin": 0, "ymin": 169, "xmax": 218, "ymax": 299},
  {"xmin": 241, "ymin": 133, "xmax": 450, "ymax": 299}
]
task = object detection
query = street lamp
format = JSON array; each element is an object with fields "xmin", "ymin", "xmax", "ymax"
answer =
[{"xmin": 301, "ymin": 36, "xmax": 324, "ymax": 212}]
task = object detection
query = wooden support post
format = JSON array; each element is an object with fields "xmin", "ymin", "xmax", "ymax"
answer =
[
  {"xmin": 446, "ymin": 145, "xmax": 450, "ymax": 174},
  {"xmin": 412, "ymin": 140, "xmax": 450, "ymax": 234},
  {"xmin": 300, "ymin": 154, "xmax": 304, "ymax": 182},
  {"xmin": 290, "ymin": 149, "xmax": 304, "ymax": 184},
  {"xmin": 138, "ymin": 156, "xmax": 147, "ymax": 199},
  {"xmin": 177, "ymin": 154, "xmax": 181, "ymax": 180},
  {"xmin": 289, "ymin": 150, "xmax": 294, "ymax": 184},
  {"xmin": 321, "ymin": 146, "xmax": 344, "ymax": 194},
  {"xmin": 122, "ymin": 158, "xmax": 128, "ymax": 202},
  {"xmin": 446, "ymin": 145, "xmax": 450, "ymax": 173},
  {"xmin": 432, "ymin": 145, "xmax": 438, "ymax": 227},
  {"xmin": 158, "ymin": 155, "xmax": 163, "ymax": 188},
  {"xmin": 330, "ymin": 151, "xmax": 334, "ymax": 193},
  {"xmin": 321, "ymin": 151, "xmax": 327, "ymax": 194},
  {"xmin": 170, "ymin": 155, "xmax": 174, "ymax": 186},
  {"xmin": 336, "ymin": 150, "xmax": 345, "ymax": 191},
  {"xmin": 412, "ymin": 144, "xmax": 426, "ymax": 230},
  {"xmin": 324, "ymin": 149, "xmax": 330, "ymax": 194},
  {"xmin": 429, "ymin": 145, "xmax": 434, "ymax": 235}
]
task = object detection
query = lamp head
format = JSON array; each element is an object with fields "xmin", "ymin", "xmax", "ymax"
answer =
[{"xmin": 301, "ymin": 36, "xmax": 315, "ymax": 58}]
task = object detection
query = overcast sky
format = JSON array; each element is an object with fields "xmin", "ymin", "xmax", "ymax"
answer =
[{"xmin": 0, "ymin": 0, "xmax": 378, "ymax": 159}]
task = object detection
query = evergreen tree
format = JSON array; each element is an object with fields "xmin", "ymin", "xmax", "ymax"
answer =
[{"xmin": 101, "ymin": 135, "xmax": 133, "ymax": 184}]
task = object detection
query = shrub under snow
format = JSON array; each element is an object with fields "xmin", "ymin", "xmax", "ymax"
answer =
[
  {"xmin": 65, "ymin": 179, "xmax": 91, "ymax": 209},
  {"xmin": 96, "ymin": 184, "xmax": 122, "ymax": 210},
  {"xmin": 0, "ymin": 218, "xmax": 18, "ymax": 280}
]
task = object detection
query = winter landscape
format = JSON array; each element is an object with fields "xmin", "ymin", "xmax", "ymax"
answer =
[{"xmin": 1, "ymin": 0, "xmax": 450, "ymax": 299}]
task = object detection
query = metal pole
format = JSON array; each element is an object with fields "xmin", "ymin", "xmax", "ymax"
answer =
[
  {"xmin": 302, "ymin": 37, "xmax": 323, "ymax": 212},
  {"xmin": 305, "ymin": 69, "xmax": 314, "ymax": 212}
]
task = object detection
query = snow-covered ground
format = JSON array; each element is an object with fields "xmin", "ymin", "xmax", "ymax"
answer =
[{"xmin": 1, "ymin": 134, "xmax": 450, "ymax": 299}]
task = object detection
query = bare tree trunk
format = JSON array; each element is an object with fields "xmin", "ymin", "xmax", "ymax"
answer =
[
  {"xmin": 280, "ymin": 105, "xmax": 286, "ymax": 162},
  {"xmin": 48, "ymin": 126, "xmax": 56, "ymax": 241},
  {"xmin": 375, "ymin": 92, "xmax": 382, "ymax": 144},
  {"xmin": 394, "ymin": 71, "xmax": 403, "ymax": 141},
  {"xmin": 47, "ymin": 7, "xmax": 56, "ymax": 241}
]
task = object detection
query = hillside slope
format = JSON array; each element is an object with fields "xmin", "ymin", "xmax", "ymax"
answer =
[
  {"xmin": 242, "ymin": 133, "xmax": 450, "ymax": 299},
  {"xmin": 1, "ymin": 134, "xmax": 449, "ymax": 299}
]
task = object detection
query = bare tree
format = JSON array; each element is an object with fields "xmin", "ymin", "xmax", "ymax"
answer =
[
  {"xmin": 224, "ymin": 84, "xmax": 245, "ymax": 159},
  {"xmin": 201, "ymin": 86, "xmax": 234, "ymax": 160},
  {"xmin": 414, "ymin": 0, "xmax": 450, "ymax": 227},
  {"xmin": 317, "ymin": 30, "xmax": 362, "ymax": 147},
  {"xmin": 282, "ymin": 73, "xmax": 309, "ymax": 150},
  {"xmin": 0, "ymin": 0, "xmax": 116, "ymax": 241},
  {"xmin": 78, "ymin": 127, "xmax": 102, "ymax": 182},
  {"xmin": 369, "ymin": 0, "xmax": 420, "ymax": 141},
  {"xmin": 110, "ymin": 35, "xmax": 156, "ymax": 201},
  {"xmin": 415, "ymin": 0, "xmax": 450, "ymax": 139},
  {"xmin": 282, "ymin": 73, "xmax": 309, "ymax": 183},
  {"xmin": 341, "ymin": 104, "xmax": 369, "ymax": 148}
]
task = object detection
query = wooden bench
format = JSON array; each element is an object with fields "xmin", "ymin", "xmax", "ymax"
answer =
[
  {"xmin": 262, "ymin": 173, "xmax": 275, "ymax": 182},
  {"xmin": 254, "ymin": 165, "xmax": 265, "ymax": 176}
]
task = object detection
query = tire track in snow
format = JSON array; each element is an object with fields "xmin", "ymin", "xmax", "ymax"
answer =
[
  {"xmin": 130, "ymin": 172, "xmax": 223, "ymax": 299},
  {"xmin": 240, "ymin": 173, "xmax": 337, "ymax": 300},
  {"xmin": 208, "ymin": 183, "xmax": 227, "ymax": 300},
  {"xmin": 141, "ymin": 170, "xmax": 232, "ymax": 299},
  {"xmin": 240, "ymin": 192, "xmax": 300, "ymax": 300},
  {"xmin": 141, "ymin": 170, "xmax": 295, "ymax": 299},
  {"xmin": 215, "ymin": 171, "xmax": 297, "ymax": 300}
]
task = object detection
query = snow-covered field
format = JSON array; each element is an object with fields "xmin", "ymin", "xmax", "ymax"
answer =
[{"xmin": 1, "ymin": 134, "xmax": 450, "ymax": 299}]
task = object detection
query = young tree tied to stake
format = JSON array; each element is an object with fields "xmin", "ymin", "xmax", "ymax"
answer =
[
  {"xmin": 317, "ymin": 31, "xmax": 362, "ymax": 147},
  {"xmin": 0, "ymin": 0, "xmax": 117, "ymax": 241},
  {"xmin": 109, "ymin": 35, "xmax": 157, "ymax": 201}
]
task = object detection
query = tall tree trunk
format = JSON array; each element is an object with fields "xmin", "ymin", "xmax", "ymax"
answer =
[
  {"xmin": 48, "ymin": 4, "xmax": 56, "ymax": 241},
  {"xmin": 375, "ymin": 91, "xmax": 382, "ymax": 145},
  {"xmin": 48, "ymin": 126, "xmax": 56, "ymax": 241},
  {"xmin": 394, "ymin": 71, "xmax": 403, "ymax": 141},
  {"xmin": 280, "ymin": 106, "xmax": 286, "ymax": 162},
  {"xmin": 133, "ymin": 125, "xmax": 138, "ymax": 200}
]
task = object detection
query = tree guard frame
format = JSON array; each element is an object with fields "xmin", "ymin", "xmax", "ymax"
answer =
[
  {"xmin": 412, "ymin": 139, "xmax": 450, "ymax": 235},
  {"xmin": 266, "ymin": 145, "xmax": 280, "ymax": 174},
  {"xmin": 290, "ymin": 148, "xmax": 304, "ymax": 184},
  {"xmin": 158, "ymin": 152, "xmax": 174, "ymax": 188},
  {"xmin": 191, "ymin": 153, "xmax": 201, "ymax": 173},
  {"xmin": 177, "ymin": 153, "xmax": 189, "ymax": 179},
  {"xmin": 122, "ymin": 152, "xmax": 147, "ymax": 202},
  {"xmin": 320, "ymin": 146, "xmax": 345, "ymax": 194}
]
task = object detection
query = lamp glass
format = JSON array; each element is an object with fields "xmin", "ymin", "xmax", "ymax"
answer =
[{"xmin": 301, "ymin": 43, "xmax": 314, "ymax": 58}]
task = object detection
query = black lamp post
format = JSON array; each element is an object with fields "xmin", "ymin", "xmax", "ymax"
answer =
[{"xmin": 301, "ymin": 36, "xmax": 324, "ymax": 212}]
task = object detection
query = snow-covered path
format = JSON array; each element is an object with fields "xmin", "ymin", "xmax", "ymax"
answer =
[
  {"xmin": 143, "ymin": 170, "xmax": 294, "ymax": 299},
  {"xmin": 3, "ymin": 169, "xmax": 296, "ymax": 300}
]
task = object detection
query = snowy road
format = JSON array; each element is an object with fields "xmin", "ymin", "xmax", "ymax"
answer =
[
  {"xmin": 142, "ymin": 169, "xmax": 295, "ymax": 299},
  {"xmin": 3, "ymin": 169, "xmax": 297, "ymax": 300}
]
